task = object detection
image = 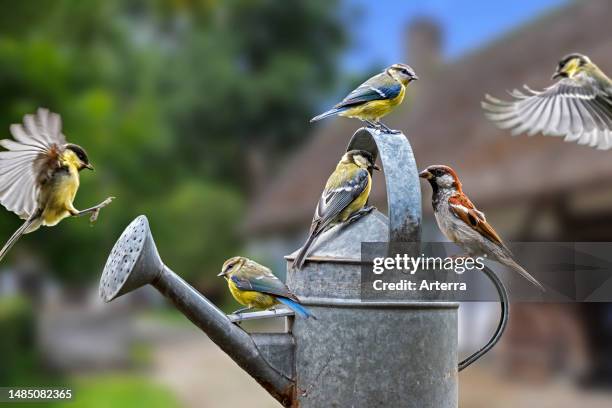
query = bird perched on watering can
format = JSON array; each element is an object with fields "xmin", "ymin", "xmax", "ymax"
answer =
[
  {"xmin": 311, "ymin": 63, "xmax": 418, "ymax": 133},
  {"xmin": 219, "ymin": 256, "xmax": 314, "ymax": 318},
  {"xmin": 419, "ymin": 165, "xmax": 545, "ymax": 291},
  {"xmin": 482, "ymin": 53, "xmax": 612, "ymax": 150},
  {"xmin": 292, "ymin": 150, "xmax": 379, "ymax": 270},
  {"xmin": 0, "ymin": 108, "xmax": 114, "ymax": 262}
]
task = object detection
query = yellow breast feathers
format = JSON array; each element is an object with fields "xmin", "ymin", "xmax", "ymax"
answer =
[
  {"xmin": 340, "ymin": 85, "xmax": 406, "ymax": 121},
  {"xmin": 41, "ymin": 151, "xmax": 81, "ymax": 226},
  {"xmin": 227, "ymin": 278, "xmax": 277, "ymax": 309}
]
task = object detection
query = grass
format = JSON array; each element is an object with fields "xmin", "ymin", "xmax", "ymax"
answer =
[{"xmin": 17, "ymin": 374, "xmax": 183, "ymax": 408}]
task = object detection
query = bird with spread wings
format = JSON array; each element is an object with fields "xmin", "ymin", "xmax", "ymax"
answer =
[
  {"xmin": 0, "ymin": 108, "xmax": 113, "ymax": 262},
  {"xmin": 483, "ymin": 53, "xmax": 612, "ymax": 150}
]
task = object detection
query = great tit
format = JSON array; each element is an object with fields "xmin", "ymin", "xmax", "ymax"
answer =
[
  {"xmin": 483, "ymin": 53, "xmax": 612, "ymax": 150},
  {"xmin": 218, "ymin": 256, "xmax": 314, "ymax": 318},
  {"xmin": 0, "ymin": 108, "xmax": 114, "ymax": 262},
  {"xmin": 311, "ymin": 63, "xmax": 418, "ymax": 134},
  {"xmin": 292, "ymin": 150, "xmax": 379, "ymax": 270}
]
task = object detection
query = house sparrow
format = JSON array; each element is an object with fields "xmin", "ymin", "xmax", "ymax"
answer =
[
  {"xmin": 311, "ymin": 63, "xmax": 418, "ymax": 134},
  {"xmin": 482, "ymin": 53, "xmax": 612, "ymax": 150},
  {"xmin": 419, "ymin": 165, "xmax": 544, "ymax": 291}
]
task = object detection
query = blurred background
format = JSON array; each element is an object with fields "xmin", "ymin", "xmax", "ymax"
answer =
[{"xmin": 1, "ymin": 0, "xmax": 611, "ymax": 406}]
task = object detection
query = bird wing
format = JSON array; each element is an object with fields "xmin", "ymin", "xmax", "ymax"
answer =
[
  {"xmin": 335, "ymin": 72, "xmax": 402, "ymax": 108},
  {"xmin": 314, "ymin": 167, "xmax": 370, "ymax": 231},
  {"xmin": 230, "ymin": 265, "xmax": 296, "ymax": 300},
  {"xmin": 448, "ymin": 194, "xmax": 505, "ymax": 248},
  {"xmin": 482, "ymin": 72, "xmax": 612, "ymax": 150},
  {"xmin": 0, "ymin": 108, "xmax": 66, "ymax": 219}
]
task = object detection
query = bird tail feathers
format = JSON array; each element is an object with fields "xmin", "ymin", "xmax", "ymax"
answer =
[
  {"xmin": 310, "ymin": 107, "xmax": 345, "ymax": 122},
  {"xmin": 277, "ymin": 297, "xmax": 315, "ymax": 319},
  {"xmin": 503, "ymin": 257, "xmax": 545, "ymax": 292},
  {"xmin": 292, "ymin": 230, "xmax": 318, "ymax": 270},
  {"xmin": 0, "ymin": 212, "xmax": 40, "ymax": 263}
]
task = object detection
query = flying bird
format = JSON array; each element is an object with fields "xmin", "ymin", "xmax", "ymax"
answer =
[
  {"xmin": 219, "ymin": 256, "xmax": 314, "ymax": 318},
  {"xmin": 483, "ymin": 53, "xmax": 612, "ymax": 150},
  {"xmin": 0, "ymin": 108, "xmax": 114, "ymax": 262},
  {"xmin": 292, "ymin": 150, "xmax": 379, "ymax": 270},
  {"xmin": 311, "ymin": 63, "xmax": 418, "ymax": 134},
  {"xmin": 419, "ymin": 165, "xmax": 544, "ymax": 291}
]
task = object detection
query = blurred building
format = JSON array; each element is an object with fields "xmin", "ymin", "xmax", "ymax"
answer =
[
  {"xmin": 245, "ymin": 0, "xmax": 612, "ymax": 386},
  {"xmin": 246, "ymin": 0, "xmax": 612, "ymax": 264}
]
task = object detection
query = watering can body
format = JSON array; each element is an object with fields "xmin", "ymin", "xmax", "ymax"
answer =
[{"xmin": 286, "ymin": 210, "xmax": 458, "ymax": 408}]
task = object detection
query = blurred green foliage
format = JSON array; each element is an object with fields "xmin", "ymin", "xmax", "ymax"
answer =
[
  {"xmin": 0, "ymin": 296, "xmax": 39, "ymax": 384},
  {"xmin": 143, "ymin": 180, "xmax": 243, "ymax": 283},
  {"xmin": 0, "ymin": 0, "xmax": 346, "ymax": 285}
]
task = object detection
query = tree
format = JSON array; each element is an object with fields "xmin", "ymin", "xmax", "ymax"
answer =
[{"xmin": 0, "ymin": 0, "xmax": 347, "ymax": 284}]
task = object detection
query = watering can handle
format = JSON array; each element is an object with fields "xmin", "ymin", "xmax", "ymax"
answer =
[
  {"xmin": 346, "ymin": 127, "xmax": 509, "ymax": 371},
  {"xmin": 458, "ymin": 266, "xmax": 509, "ymax": 371},
  {"xmin": 346, "ymin": 128, "xmax": 421, "ymax": 244}
]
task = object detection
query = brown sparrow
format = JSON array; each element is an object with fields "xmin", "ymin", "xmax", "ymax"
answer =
[{"xmin": 420, "ymin": 165, "xmax": 544, "ymax": 291}]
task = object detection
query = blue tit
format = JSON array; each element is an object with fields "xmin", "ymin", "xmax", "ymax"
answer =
[
  {"xmin": 311, "ymin": 63, "xmax": 418, "ymax": 134},
  {"xmin": 0, "ymin": 108, "xmax": 114, "ymax": 262},
  {"xmin": 219, "ymin": 256, "xmax": 314, "ymax": 319},
  {"xmin": 483, "ymin": 53, "xmax": 612, "ymax": 150},
  {"xmin": 292, "ymin": 150, "xmax": 379, "ymax": 270}
]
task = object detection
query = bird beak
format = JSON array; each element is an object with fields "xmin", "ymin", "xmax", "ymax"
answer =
[
  {"xmin": 372, "ymin": 164, "xmax": 381, "ymax": 171},
  {"xmin": 217, "ymin": 270, "xmax": 226, "ymax": 277},
  {"xmin": 552, "ymin": 70, "xmax": 565, "ymax": 80},
  {"xmin": 411, "ymin": 74, "xmax": 419, "ymax": 81},
  {"xmin": 85, "ymin": 163, "xmax": 94, "ymax": 171},
  {"xmin": 419, "ymin": 169, "xmax": 433, "ymax": 180}
]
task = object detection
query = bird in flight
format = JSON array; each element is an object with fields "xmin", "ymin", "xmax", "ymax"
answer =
[
  {"xmin": 483, "ymin": 53, "xmax": 612, "ymax": 150},
  {"xmin": 0, "ymin": 108, "xmax": 114, "ymax": 262}
]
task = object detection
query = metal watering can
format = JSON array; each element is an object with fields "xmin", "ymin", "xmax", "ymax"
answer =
[{"xmin": 99, "ymin": 128, "xmax": 507, "ymax": 407}]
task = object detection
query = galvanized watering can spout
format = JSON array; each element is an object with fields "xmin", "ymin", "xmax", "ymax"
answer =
[{"xmin": 99, "ymin": 215, "xmax": 295, "ymax": 406}]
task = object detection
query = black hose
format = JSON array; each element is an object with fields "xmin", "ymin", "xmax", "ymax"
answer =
[{"xmin": 458, "ymin": 266, "xmax": 509, "ymax": 372}]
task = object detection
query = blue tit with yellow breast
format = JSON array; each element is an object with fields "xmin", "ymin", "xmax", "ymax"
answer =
[
  {"xmin": 311, "ymin": 63, "xmax": 418, "ymax": 133},
  {"xmin": 0, "ymin": 108, "xmax": 114, "ymax": 262},
  {"xmin": 292, "ymin": 150, "xmax": 379, "ymax": 270},
  {"xmin": 219, "ymin": 256, "xmax": 314, "ymax": 319},
  {"xmin": 483, "ymin": 53, "xmax": 612, "ymax": 150}
]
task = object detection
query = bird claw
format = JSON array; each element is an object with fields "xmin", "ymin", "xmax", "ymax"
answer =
[
  {"xmin": 101, "ymin": 196, "xmax": 115, "ymax": 207},
  {"xmin": 89, "ymin": 197, "xmax": 115, "ymax": 223},
  {"xmin": 379, "ymin": 124, "xmax": 401, "ymax": 134},
  {"xmin": 345, "ymin": 206, "xmax": 375, "ymax": 225},
  {"xmin": 89, "ymin": 209, "xmax": 100, "ymax": 223},
  {"xmin": 231, "ymin": 307, "xmax": 252, "ymax": 315}
]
